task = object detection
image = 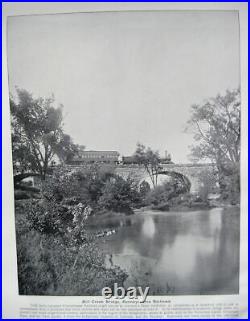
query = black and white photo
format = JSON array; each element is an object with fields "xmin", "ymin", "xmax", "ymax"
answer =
[{"xmin": 6, "ymin": 9, "xmax": 242, "ymax": 299}]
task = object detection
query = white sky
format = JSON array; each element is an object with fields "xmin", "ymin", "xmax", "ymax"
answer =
[{"xmin": 7, "ymin": 10, "xmax": 240, "ymax": 162}]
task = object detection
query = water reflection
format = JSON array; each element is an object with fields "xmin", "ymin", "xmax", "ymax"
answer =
[
  {"xmin": 97, "ymin": 207, "xmax": 240, "ymax": 295},
  {"xmin": 142, "ymin": 216, "xmax": 156, "ymax": 238}
]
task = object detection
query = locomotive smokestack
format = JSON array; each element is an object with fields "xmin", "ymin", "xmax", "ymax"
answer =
[{"xmin": 165, "ymin": 150, "xmax": 171, "ymax": 162}]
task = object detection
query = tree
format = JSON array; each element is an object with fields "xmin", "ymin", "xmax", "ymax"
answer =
[
  {"xmin": 186, "ymin": 88, "xmax": 240, "ymax": 200},
  {"xmin": 133, "ymin": 143, "xmax": 163, "ymax": 187},
  {"xmin": 10, "ymin": 89, "xmax": 77, "ymax": 180},
  {"xmin": 197, "ymin": 168, "xmax": 219, "ymax": 202}
]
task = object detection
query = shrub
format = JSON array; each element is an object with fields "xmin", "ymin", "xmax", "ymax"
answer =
[
  {"xmin": 15, "ymin": 167, "xmax": 128, "ymax": 295},
  {"xmin": 145, "ymin": 183, "xmax": 171, "ymax": 206},
  {"xmin": 98, "ymin": 175, "xmax": 140, "ymax": 214},
  {"xmin": 137, "ymin": 180, "xmax": 151, "ymax": 206},
  {"xmin": 151, "ymin": 203, "xmax": 170, "ymax": 211},
  {"xmin": 42, "ymin": 164, "xmax": 116, "ymax": 207},
  {"xmin": 16, "ymin": 228, "xmax": 127, "ymax": 295},
  {"xmin": 139, "ymin": 180, "xmax": 151, "ymax": 196}
]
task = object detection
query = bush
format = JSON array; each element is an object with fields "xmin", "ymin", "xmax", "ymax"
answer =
[
  {"xmin": 145, "ymin": 183, "xmax": 171, "ymax": 206},
  {"xmin": 98, "ymin": 175, "xmax": 140, "ymax": 214},
  {"xmin": 139, "ymin": 180, "xmax": 151, "ymax": 197},
  {"xmin": 151, "ymin": 202, "xmax": 170, "ymax": 211},
  {"xmin": 15, "ymin": 167, "xmax": 128, "ymax": 295},
  {"xmin": 42, "ymin": 164, "xmax": 116, "ymax": 208},
  {"xmin": 16, "ymin": 227, "xmax": 127, "ymax": 295},
  {"xmin": 144, "ymin": 184, "xmax": 171, "ymax": 211}
]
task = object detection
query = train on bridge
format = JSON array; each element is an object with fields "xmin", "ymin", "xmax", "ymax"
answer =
[
  {"xmin": 69, "ymin": 150, "xmax": 120, "ymax": 165},
  {"xmin": 68, "ymin": 150, "xmax": 172, "ymax": 165}
]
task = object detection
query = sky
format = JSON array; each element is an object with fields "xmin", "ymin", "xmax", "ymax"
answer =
[{"xmin": 7, "ymin": 10, "xmax": 240, "ymax": 162}]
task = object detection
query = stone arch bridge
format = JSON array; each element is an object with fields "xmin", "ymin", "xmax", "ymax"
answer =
[{"xmin": 115, "ymin": 163, "xmax": 216, "ymax": 194}]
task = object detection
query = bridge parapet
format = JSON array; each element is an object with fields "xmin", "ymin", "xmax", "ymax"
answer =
[
  {"xmin": 115, "ymin": 163, "xmax": 216, "ymax": 193},
  {"xmin": 65, "ymin": 163, "xmax": 216, "ymax": 194}
]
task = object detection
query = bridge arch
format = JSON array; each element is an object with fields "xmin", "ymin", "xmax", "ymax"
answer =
[
  {"xmin": 138, "ymin": 171, "xmax": 191, "ymax": 194},
  {"xmin": 156, "ymin": 170, "xmax": 191, "ymax": 193}
]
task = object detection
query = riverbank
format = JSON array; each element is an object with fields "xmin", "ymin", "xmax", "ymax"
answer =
[
  {"xmin": 87, "ymin": 202, "xmax": 240, "ymax": 227},
  {"xmin": 138, "ymin": 204, "xmax": 213, "ymax": 213},
  {"xmin": 138, "ymin": 202, "xmax": 239, "ymax": 214}
]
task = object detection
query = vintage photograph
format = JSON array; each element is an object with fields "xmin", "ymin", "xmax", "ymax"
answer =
[{"xmin": 7, "ymin": 10, "xmax": 240, "ymax": 296}]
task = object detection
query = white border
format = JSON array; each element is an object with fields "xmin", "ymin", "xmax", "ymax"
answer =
[{"xmin": 2, "ymin": 2, "xmax": 248, "ymax": 319}]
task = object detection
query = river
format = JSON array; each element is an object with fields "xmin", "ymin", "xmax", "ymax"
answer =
[{"xmin": 90, "ymin": 207, "xmax": 240, "ymax": 295}]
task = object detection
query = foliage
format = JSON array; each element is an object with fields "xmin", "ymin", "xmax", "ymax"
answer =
[
  {"xmin": 138, "ymin": 180, "xmax": 151, "ymax": 206},
  {"xmin": 41, "ymin": 167, "xmax": 82, "ymax": 203},
  {"xmin": 145, "ymin": 183, "xmax": 172, "ymax": 208},
  {"xmin": 98, "ymin": 175, "xmax": 140, "ymax": 215},
  {"xmin": 42, "ymin": 164, "xmax": 117, "ymax": 206},
  {"xmin": 41, "ymin": 164, "xmax": 141, "ymax": 214},
  {"xmin": 74, "ymin": 164, "xmax": 116, "ymax": 205},
  {"xmin": 133, "ymin": 143, "xmax": 164, "ymax": 187},
  {"xmin": 16, "ymin": 225, "xmax": 127, "ymax": 295},
  {"xmin": 10, "ymin": 89, "xmax": 78, "ymax": 179},
  {"xmin": 186, "ymin": 88, "xmax": 240, "ymax": 202},
  {"xmin": 145, "ymin": 172, "xmax": 192, "ymax": 210},
  {"xmin": 197, "ymin": 168, "xmax": 219, "ymax": 201},
  {"xmin": 15, "ymin": 166, "xmax": 128, "ymax": 295},
  {"xmin": 187, "ymin": 88, "xmax": 240, "ymax": 165}
]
